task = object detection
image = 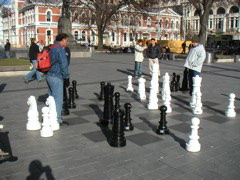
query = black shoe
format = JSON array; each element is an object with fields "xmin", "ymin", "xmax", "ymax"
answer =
[
  {"xmin": 60, "ymin": 121, "xmax": 69, "ymax": 126},
  {"xmin": 24, "ymin": 80, "xmax": 29, "ymax": 84}
]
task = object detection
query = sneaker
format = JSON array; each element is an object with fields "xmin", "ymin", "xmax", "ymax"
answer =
[
  {"xmin": 0, "ymin": 149, "xmax": 10, "ymax": 161},
  {"xmin": 24, "ymin": 79, "xmax": 29, "ymax": 84}
]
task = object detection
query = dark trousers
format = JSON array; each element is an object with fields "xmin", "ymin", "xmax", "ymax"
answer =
[{"xmin": 188, "ymin": 69, "xmax": 201, "ymax": 95}]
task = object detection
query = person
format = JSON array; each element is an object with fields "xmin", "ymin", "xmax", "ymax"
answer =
[
  {"xmin": 4, "ymin": 39, "xmax": 11, "ymax": 58},
  {"xmin": 24, "ymin": 38, "xmax": 42, "ymax": 83},
  {"xmin": 188, "ymin": 43, "xmax": 193, "ymax": 52},
  {"xmin": 65, "ymin": 46, "xmax": 71, "ymax": 65},
  {"xmin": 182, "ymin": 41, "xmax": 186, "ymax": 54},
  {"xmin": 147, "ymin": 38, "xmax": 162, "ymax": 76},
  {"xmin": 37, "ymin": 40, "xmax": 44, "ymax": 52},
  {"xmin": 165, "ymin": 45, "xmax": 171, "ymax": 60},
  {"xmin": 184, "ymin": 36, "xmax": 206, "ymax": 95},
  {"xmin": 46, "ymin": 33, "xmax": 70, "ymax": 125},
  {"xmin": 134, "ymin": 39, "xmax": 147, "ymax": 78}
]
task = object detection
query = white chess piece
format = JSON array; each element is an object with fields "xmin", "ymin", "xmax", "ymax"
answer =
[
  {"xmin": 26, "ymin": 96, "xmax": 41, "ymax": 130},
  {"xmin": 137, "ymin": 77, "xmax": 146, "ymax": 100},
  {"xmin": 162, "ymin": 73, "xmax": 170, "ymax": 101},
  {"xmin": 126, "ymin": 75, "xmax": 134, "ymax": 92},
  {"xmin": 186, "ymin": 117, "xmax": 201, "ymax": 152},
  {"xmin": 190, "ymin": 75, "xmax": 202, "ymax": 108},
  {"xmin": 150, "ymin": 64, "xmax": 159, "ymax": 92},
  {"xmin": 40, "ymin": 107, "xmax": 53, "ymax": 138},
  {"xmin": 148, "ymin": 86, "xmax": 158, "ymax": 110},
  {"xmin": 193, "ymin": 91, "xmax": 203, "ymax": 115},
  {"xmin": 46, "ymin": 96, "xmax": 60, "ymax": 131},
  {"xmin": 164, "ymin": 90, "xmax": 172, "ymax": 113},
  {"xmin": 225, "ymin": 93, "xmax": 236, "ymax": 117}
]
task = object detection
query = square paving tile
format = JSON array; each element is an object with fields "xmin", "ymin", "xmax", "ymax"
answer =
[
  {"xmin": 134, "ymin": 122, "xmax": 154, "ymax": 131},
  {"xmin": 204, "ymin": 115, "xmax": 229, "ymax": 124},
  {"xmin": 136, "ymin": 112, "xmax": 160, "ymax": 120},
  {"xmin": 169, "ymin": 123, "xmax": 191, "ymax": 134},
  {"xmin": 170, "ymin": 114, "xmax": 193, "ymax": 123},
  {"xmin": 72, "ymin": 109, "xmax": 95, "ymax": 117},
  {"xmin": 202, "ymin": 101, "xmax": 220, "ymax": 107},
  {"xmin": 66, "ymin": 117, "xmax": 89, "ymax": 125},
  {"xmin": 82, "ymin": 130, "xmax": 108, "ymax": 142},
  {"xmin": 127, "ymin": 132, "xmax": 163, "ymax": 146}
]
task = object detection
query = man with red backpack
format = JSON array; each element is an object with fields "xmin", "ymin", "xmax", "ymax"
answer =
[{"xmin": 46, "ymin": 33, "xmax": 70, "ymax": 125}]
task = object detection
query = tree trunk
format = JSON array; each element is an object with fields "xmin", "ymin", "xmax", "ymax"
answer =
[
  {"xmin": 199, "ymin": 12, "xmax": 209, "ymax": 46},
  {"xmin": 97, "ymin": 29, "xmax": 104, "ymax": 50}
]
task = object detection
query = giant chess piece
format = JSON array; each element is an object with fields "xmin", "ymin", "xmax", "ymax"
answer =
[
  {"xmin": 62, "ymin": 80, "xmax": 70, "ymax": 116},
  {"xmin": 46, "ymin": 96, "xmax": 60, "ymax": 131},
  {"xmin": 137, "ymin": 77, "xmax": 146, "ymax": 100},
  {"xmin": 26, "ymin": 96, "xmax": 41, "ymax": 130},
  {"xmin": 180, "ymin": 68, "xmax": 188, "ymax": 91},
  {"xmin": 150, "ymin": 64, "xmax": 159, "ymax": 93},
  {"xmin": 190, "ymin": 75, "xmax": 202, "ymax": 108},
  {"xmin": 225, "ymin": 93, "xmax": 236, "ymax": 117},
  {"xmin": 156, "ymin": 105, "xmax": 169, "ymax": 135},
  {"xmin": 162, "ymin": 73, "xmax": 170, "ymax": 101},
  {"xmin": 112, "ymin": 92, "xmax": 121, "ymax": 124},
  {"xmin": 170, "ymin": 72, "xmax": 176, "ymax": 92},
  {"xmin": 68, "ymin": 87, "xmax": 76, "ymax": 109},
  {"xmin": 193, "ymin": 91, "xmax": 203, "ymax": 115},
  {"xmin": 186, "ymin": 117, "xmax": 201, "ymax": 152},
  {"xmin": 72, "ymin": 80, "xmax": 79, "ymax": 99},
  {"xmin": 40, "ymin": 107, "xmax": 53, "ymax": 138},
  {"xmin": 98, "ymin": 81, "xmax": 105, "ymax": 100},
  {"xmin": 109, "ymin": 107, "xmax": 126, "ymax": 147},
  {"xmin": 124, "ymin": 103, "xmax": 134, "ymax": 131},
  {"xmin": 126, "ymin": 75, "xmax": 134, "ymax": 92},
  {"xmin": 100, "ymin": 82, "xmax": 114, "ymax": 125},
  {"xmin": 164, "ymin": 90, "xmax": 172, "ymax": 113},
  {"xmin": 175, "ymin": 75, "xmax": 181, "ymax": 92}
]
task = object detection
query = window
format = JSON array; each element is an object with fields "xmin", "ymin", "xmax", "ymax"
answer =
[
  {"xmin": 82, "ymin": 30, "xmax": 86, "ymax": 41},
  {"xmin": 74, "ymin": 12, "xmax": 79, "ymax": 23},
  {"xmin": 229, "ymin": 6, "xmax": 239, "ymax": 14},
  {"xmin": 124, "ymin": 33, "xmax": 127, "ymax": 41},
  {"xmin": 81, "ymin": 13, "xmax": 85, "ymax": 24},
  {"xmin": 74, "ymin": 31, "xmax": 79, "ymax": 40},
  {"xmin": 130, "ymin": 17, "xmax": 134, "ymax": 26},
  {"xmin": 123, "ymin": 16, "xmax": 128, "ymax": 26},
  {"xmin": 112, "ymin": 32, "xmax": 115, "ymax": 41},
  {"xmin": 230, "ymin": 18, "xmax": 234, "ymax": 28},
  {"xmin": 147, "ymin": 17, "xmax": 151, "ymax": 26},
  {"xmin": 209, "ymin": 19, "xmax": 213, "ymax": 29},
  {"xmin": 217, "ymin": 7, "xmax": 225, "ymax": 15},
  {"xmin": 46, "ymin": 11, "xmax": 51, "ymax": 22},
  {"xmin": 209, "ymin": 9, "xmax": 213, "ymax": 15},
  {"xmin": 165, "ymin": 20, "xmax": 168, "ymax": 28}
]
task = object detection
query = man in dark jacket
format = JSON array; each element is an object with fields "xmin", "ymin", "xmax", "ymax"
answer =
[
  {"xmin": 24, "ymin": 38, "xmax": 41, "ymax": 83},
  {"xmin": 147, "ymin": 38, "xmax": 161, "ymax": 76},
  {"xmin": 4, "ymin": 39, "xmax": 11, "ymax": 58}
]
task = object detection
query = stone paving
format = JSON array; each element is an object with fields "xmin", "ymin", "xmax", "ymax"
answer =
[{"xmin": 0, "ymin": 53, "xmax": 240, "ymax": 180}]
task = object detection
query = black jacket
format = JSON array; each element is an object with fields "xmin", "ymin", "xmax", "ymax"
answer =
[
  {"xmin": 147, "ymin": 44, "xmax": 162, "ymax": 59},
  {"xmin": 29, "ymin": 43, "xmax": 40, "ymax": 62},
  {"xmin": 4, "ymin": 42, "xmax": 11, "ymax": 51}
]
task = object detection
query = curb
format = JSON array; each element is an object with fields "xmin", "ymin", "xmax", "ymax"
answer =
[{"xmin": 0, "ymin": 71, "xmax": 28, "ymax": 77}]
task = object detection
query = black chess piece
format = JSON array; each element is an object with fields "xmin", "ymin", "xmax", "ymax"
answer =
[
  {"xmin": 68, "ymin": 87, "xmax": 76, "ymax": 109},
  {"xmin": 180, "ymin": 68, "xmax": 188, "ymax": 91},
  {"xmin": 62, "ymin": 81, "xmax": 70, "ymax": 116},
  {"xmin": 72, "ymin": 80, "xmax": 79, "ymax": 99},
  {"xmin": 112, "ymin": 92, "xmax": 121, "ymax": 124},
  {"xmin": 109, "ymin": 107, "xmax": 126, "ymax": 147},
  {"xmin": 100, "ymin": 82, "xmax": 114, "ymax": 125},
  {"xmin": 156, "ymin": 105, "xmax": 169, "ymax": 135},
  {"xmin": 175, "ymin": 75, "xmax": 181, "ymax": 92},
  {"xmin": 170, "ymin": 72, "xmax": 176, "ymax": 92},
  {"xmin": 124, "ymin": 103, "xmax": 134, "ymax": 131},
  {"xmin": 98, "ymin": 82, "xmax": 105, "ymax": 101}
]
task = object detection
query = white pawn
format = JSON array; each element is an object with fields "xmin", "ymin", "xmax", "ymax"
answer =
[
  {"xmin": 126, "ymin": 75, "xmax": 134, "ymax": 92},
  {"xmin": 164, "ymin": 90, "xmax": 172, "ymax": 113},
  {"xmin": 193, "ymin": 91, "xmax": 203, "ymax": 115},
  {"xmin": 225, "ymin": 93, "xmax": 236, "ymax": 118},
  {"xmin": 26, "ymin": 96, "xmax": 41, "ymax": 130},
  {"xmin": 40, "ymin": 107, "xmax": 53, "ymax": 138},
  {"xmin": 186, "ymin": 117, "xmax": 201, "ymax": 152},
  {"xmin": 137, "ymin": 77, "xmax": 146, "ymax": 100},
  {"xmin": 46, "ymin": 96, "xmax": 60, "ymax": 131}
]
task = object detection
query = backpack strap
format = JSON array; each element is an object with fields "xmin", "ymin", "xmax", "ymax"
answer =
[{"xmin": 49, "ymin": 44, "xmax": 62, "ymax": 50}]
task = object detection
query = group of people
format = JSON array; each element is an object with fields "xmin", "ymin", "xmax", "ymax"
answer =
[{"xmin": 134, "ymin": 36, "xmax": 206, "ymax": 96}]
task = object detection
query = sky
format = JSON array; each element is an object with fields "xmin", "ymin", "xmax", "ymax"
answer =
[{"xmin": 0, "ymin": 0, "xmax": 11, "ymax": 5}]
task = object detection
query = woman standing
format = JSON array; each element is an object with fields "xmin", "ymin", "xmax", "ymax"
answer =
[
  {"xmin": 134, "ymin": 39, "xmax": 147, "ymax": 78},
  {"xmin": 24, "ymin": 38, "xmax": 41, "ymax": 83}
]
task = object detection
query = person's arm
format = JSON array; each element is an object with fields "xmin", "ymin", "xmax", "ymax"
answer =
[
  {"xmin": 192, "ymin": 48, "xmax": 206, "ymax": 67},
  {"xmin": 135, "ymin": 45, "xmax": 145, "ymax": 53},
  {"xmin": 58, "ymin": 48, "xmax": 70, "ymax": 79}
]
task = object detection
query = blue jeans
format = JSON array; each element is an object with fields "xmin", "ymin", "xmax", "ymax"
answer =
[
  {"xmin": 5, "ymin": 51, "xmax": 10, "ymax": 58},
  {"xmin": 134, "ymin": 61, "xmax": 142, "ymax": 77},
  {"xmin": 188, "ymin": 69, "xmax": 201, "ymax": 95},
  {"xmin": 46, "ymin": 75, "xmax": 63, "ymax": 123},
  {"xmin": 24, "ymin": 60, "xmax": 41, "ymax": 81}
]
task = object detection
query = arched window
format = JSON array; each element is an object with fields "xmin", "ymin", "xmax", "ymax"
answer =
[
  {"xmin": 209, "ymin": 9, "xmax": 213, "ymax": 15},
  {"xmin": 82, "ymin": 30, "xmax": 86, "ymax": 41},
  {"xmin": 136, "ymin": 17, "xmax": 141, "ymax": 26},
  {"xmin": 46, "ymin": 30, "xmax": 52, "ymax": 45},
  {"xmin": 194, "ymin": 10, "xmax": 200, "ymax": 16},
  {"xmin": 81, "ymin": 13, "xmax": 85, "ymax": 24},
  {"xmin": 229, "ymin": 6, "xmax": 239, "ymax": 13},
  {"xmin": 165, "ymin": 20, "xmax": 168, "ymax": 28},
  {"xmin": 176, "ymin": 21, "xmax": 179, "ymax": 29},
  {"xmin": 74, "ymin": 31, "xmax": 79, "ymax": 40},
  {"xmin": 130, "ymin": 16, "xmax": 134, "ymax": 26},
  {"xmin": 46, "ymin": 11, "xmax": 51, "ymax": 22},
  {"xmin": 160, "ymin": 19, "xmax": 163, "ymax": 28},
  {"xmin": 123, "ymin": 16, "xmax": 128, "ymax": 26},
  {"xmin": 217, "ymin": 7, "xmax": 226, "ymax": 14},
  {"xmin": 147, "ymin": 17, "xmax": 151, "ymax": 26},
  {"xmin": 74, "ymin": 12, "xmax": 79, "ymax": 23},
  {"xmin": 112, "ymin": 32, "xmax": 115, "ymax": 41},
  {"xmin": 171, "ymin": 21, "xmax": 174, "ymax": 28}
]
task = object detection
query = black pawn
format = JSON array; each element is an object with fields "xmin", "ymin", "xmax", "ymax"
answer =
[
  {"xmin": 98, "ymin": 82, "xmax": 105, "ymax": 100},
  {"xmin": 170, "ymin": 72, "xmax": 176, "ymax": 92},
  {"xmin": 100, "ymin": 82, "xmax": 114, "ymax": 125},
  {"xmin": 156, "ymin": 105, "xmax": 169, "ymax": 135},
  {"xmin": 175, "ymin": 75, "xmax": 181, "ymax": 92},
  {"xmin": 180, "ymin": 68, "xmax": 188, "ymax": 91},
  {"xmin": 109, "ymin": 108, "xmax": 126, "ymax": 147},
  {"xmin": 124, "ymin": 103, "xmax": 134, "ymax": 131},
  {"xmin": 62, "ymin": 82, "xmax": 70, "ymax": 116},
  {"xmin": 68, "ymin": 87, "xmax": 76, "ymax": 109},
  {"xmin": 72, "ymin": 80, "xmax": 79, "ymax": 99}
]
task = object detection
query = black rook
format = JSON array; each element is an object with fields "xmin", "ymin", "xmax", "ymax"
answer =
[{"xmin": 98, "ymin": 82, "xmax": 105, "ymax": 101}]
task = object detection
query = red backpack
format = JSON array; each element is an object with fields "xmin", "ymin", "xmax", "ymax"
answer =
[{"xmin": 36, "ymin": 44, "xmax": 61, "ymax": 73}]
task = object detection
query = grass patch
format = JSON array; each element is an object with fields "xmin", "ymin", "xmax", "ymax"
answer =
[{"xmin": 0, "ymin": 58, "xmax": 30, "ymax": 66}]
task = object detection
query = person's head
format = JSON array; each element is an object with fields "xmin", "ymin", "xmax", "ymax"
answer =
[
  {"xmin": 6, "ymin": 39, "xmax": 9, "ymax": 42},
  {"xmin": 151, "ymin": 38, "xmax": 156, "ymax": 45},
  {"xmin": 192, "ymin": 36, "xmax": 200, "ymax": 46},
  {"xmin": 30, "ymin": 38, "xmax": 37, "ymax": 44},
  {"xmin": 55, "ymin": 33, "xmax": 69, "ymax": 47},
  {"xmin": 138, "ymin": 39, "xmax": 143, "ymax": 46}
]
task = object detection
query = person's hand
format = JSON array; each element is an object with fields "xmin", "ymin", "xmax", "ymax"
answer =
[{"xmin": 64, "ymin": 78, "xmax": 70, "ymax": 87}]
